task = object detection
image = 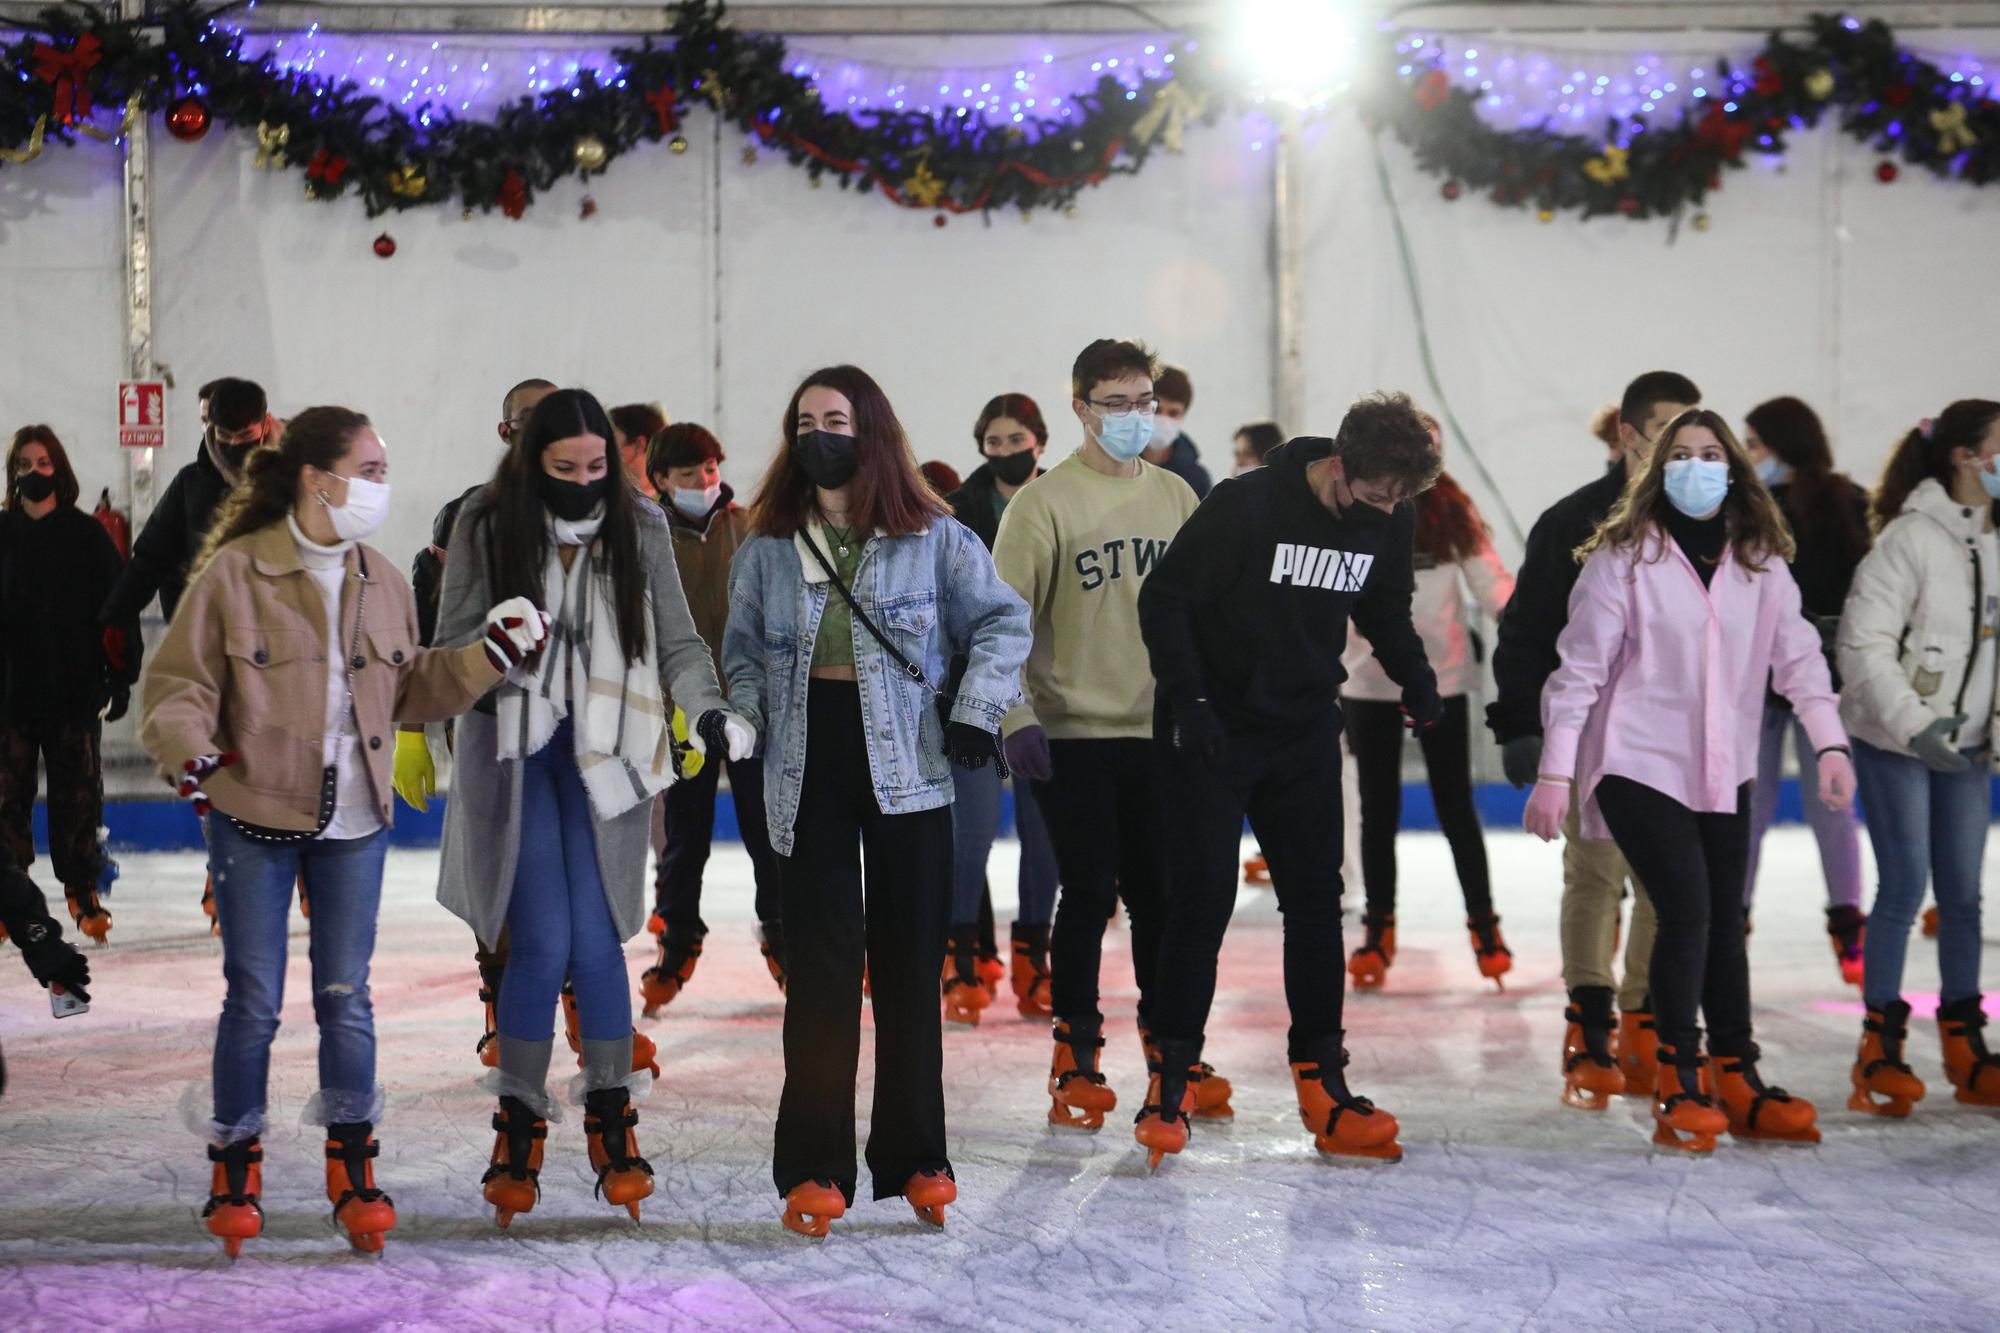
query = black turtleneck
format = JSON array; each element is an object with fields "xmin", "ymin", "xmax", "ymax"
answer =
[{"xmin": 1663, "ymin": 505, "xmax": 1728, "ymax": 587}]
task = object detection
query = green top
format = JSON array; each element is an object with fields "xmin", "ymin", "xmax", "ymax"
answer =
[
  {"xmin": 810, "ymin": 524, "xmax": 866, "ymax": 669},
  {"xmin": 990, "ymin": 486, "xmax": 1012, "ymax": 529}
]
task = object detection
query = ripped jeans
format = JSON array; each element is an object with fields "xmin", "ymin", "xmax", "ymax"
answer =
[{"xmin": 207, "ymin": 817, "xmax": 388, "ymax": 1140}]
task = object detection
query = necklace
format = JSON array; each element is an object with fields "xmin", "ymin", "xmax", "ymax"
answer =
[{"xmin": 826, "ymin": 521, "xmax": 856, "ymax": 557}]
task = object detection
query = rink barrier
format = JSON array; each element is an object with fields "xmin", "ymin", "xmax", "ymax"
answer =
[{"xmin": 38, "ymin": 778, "xmax": 2000, "ymax": 853}]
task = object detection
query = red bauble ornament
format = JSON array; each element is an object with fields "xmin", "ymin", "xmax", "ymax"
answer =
[
  {"xmin": 1617, "ymin": 196, "xmax": 1640, "ymax": 216},
  {"xmin": 1441, "ymin": 180, "xmax": 1462, "ymax": 201},
  {"xmin": 933, "ymin": 213, "xmax": 948, "ymax": 228},
  {"xmin": 372, "ymin": 232, "xmax": 396, "ymax": 258},
  {"xmin": 580, "ymin": 195, "xmax": 598, "ymax": 220},
  {"xmin": 1876, "ymin": 160, "xmax": 1900, "ymax": 183},
  {"xmin": 166, "ymin": 95, "xmax": 210, "ymax": 142},
  {"xmin": 1883, "ymin": 83, "xmax": 1914, "ymax": 108}
]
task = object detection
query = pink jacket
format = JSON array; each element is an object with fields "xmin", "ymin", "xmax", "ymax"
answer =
[{"xmin": 1541, "ymin": 527, "xmax": 1844, "ymax": 839}]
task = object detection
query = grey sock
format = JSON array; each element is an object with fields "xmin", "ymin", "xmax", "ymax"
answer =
[
  {"xmin": 579, "ymin": 1035, "xmax": 634, "ymax": 1093},
  {"xmin": 496, "ymin": 1035, "xmax": 554, "ymax": 1095}
]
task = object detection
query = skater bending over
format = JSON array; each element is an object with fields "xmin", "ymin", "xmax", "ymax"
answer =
[
  {"xmin": 141, "ymin": 407, "xmax": 529, "ymax": 1256},
  {"xmin": 435, "ymin": 389, "xmax": 747, "ymax": 1228},
  {"xmin": 722, "ymin": 365, "xmax": 1029, "ymax": 1237},
  {"xmin": 1136, "ymin": 393, "xmax": 1443, "ymax": 1168},
  {"xmin": 1524, "ymin": 408, "xmax": 1855, "ymax": 1153}
]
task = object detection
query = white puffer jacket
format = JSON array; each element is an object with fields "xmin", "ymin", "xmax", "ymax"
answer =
[
  {"xmin": 1342, "ymin": 536, "xmax": 1513, "ymax": 702},
  {"xmin": 1837, "ymin": 478, "xmax": 2000, "ymax": 759}
]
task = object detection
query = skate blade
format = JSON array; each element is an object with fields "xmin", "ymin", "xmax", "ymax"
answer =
[
  {"xmin": 782, "ymin": 1208, "xmax": 834, "ymax": 1238},
  {"xmin": 626, "ymin": 1203, "xmax": 643, "ymax": 1222},
  {"xmin": 1952, "ymin": 1086, "xmax": 2000, "ymax": 1107},
  {"xmin": 912, "ymin": 1203, "xmax": 947, "ymax": 1227},
  {"xmin": 348, "ymin": 1231, "xmax": 386, "ymax": 1254},
  {"xmin": 1848, "ymin": 1082, "xmax": 1921, "ymax": 1117},
  {"xmin": 222, "ymin": 1236, "xmax": 244, "ymax": 1259},
  {"xmin": 1728, "ymin": 1125, "xmax": 1822, "ymax": 1144},
  {"xmin": 1315, "ymin": 1139, "xmax": 1404, "ymax": 1163},
  {"xmin": 493, "ymin": 1208, "xmax": 515, "ymax": 1229},
  {"xmin": 1047, "ymin": 1104, "xmax": 1108, "ymax": 1132},
  {"xmin": 1561, "ymin": 1084, "xmax": 1617, "ymax": 1111},
  {"xmin": 1192, "ymin": 1102, "xmax": 1235, "ymax": 1121},
  {"xmin": 1651, "ymin": 1123, "xmax": 1717, "ymax": 1153}
]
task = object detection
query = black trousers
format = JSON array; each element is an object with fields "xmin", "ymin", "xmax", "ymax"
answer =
[
  {"xmin": 1344, "ymin": 695, "xmax": 1493, "ymax": 920},
  {"xmin": 1595, "ymin": 776, "xmax": 1753, "ymax": 1057},
  {"xmin": 1151, "ymin": 705, "xmax": 1347, "ymax": 1059},
  {"xmin": 773, "ymin": 681, "xmax": 953, "ymax": 1204},
  {"xmin": 1035, "ymin": 738, "xmax": 1165, "ymax": 1026},
  {"xmin": 0, "ymin": 717, "xmax": 103, "ymax": 890},
  {"xmin": 655, "ymin": 751, "xmax": 781, "ymax": 932}
]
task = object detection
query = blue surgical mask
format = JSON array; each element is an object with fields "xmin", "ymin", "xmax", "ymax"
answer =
[
  {"xmin": 671, "ymin": 482, "xmax": 721, "ymax": 519},
  {"xmin": 1664, "ymin": 458, "xmax": 1731, "ymax": 517},
  {"xmin": 1094, "ymin": 409, "xmax": 1156, "ymax": 462},
  {"xmin": 1981, "ymin": 463, "xmax": 2000, "ymax": 501},
  {"xmin": 1754, "ymin": 456, "xmax": 1790, "ymax": 487}
]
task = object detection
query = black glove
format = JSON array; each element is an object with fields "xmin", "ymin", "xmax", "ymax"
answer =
[
  {"xmin": 945, "ymin": 721, "xmax": 1000, "ymax": 772},
  {"xmin": 1170, "ymin": 698, "xmax": 1227, "ymax": 764},
  {"xmin": 696, "ymin": 708, "xmax": 730, "ymax": 759},
  {"xmin": 103, "ymin": 687, "xmax": 130, "ymax": 724},
  {"xmin": 1500, "ymin": 735, "xmax": 1544, "ymax": 790},
  {"xmin": 17, "ymin": 919, "xmax": 91, "ymax": 1004},
  {"xmin": 1400, "ymin": 691, "xmax": 1445, "ymax": 734}
]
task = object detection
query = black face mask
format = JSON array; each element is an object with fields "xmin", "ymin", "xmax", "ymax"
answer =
[
  {"xmin": 987, "ymin": 450, "xmax": 1038, "ymax": 487},
  {"xmin": 794, "ymin": 430, "xmax": 860, "ymax": 490},
  {"xmin": 212, "ymin": 430, "xmax": 256, "ymax": 470},
  {"xmin": 14, "ymin": 471, "xmax": 56, "ymax": 503},
  {"xmin": 1339, "ymin": 498, "xmax": 1393, "ymax": 531},
  {"xmin": 538, "ymin": 472, "xmax": 609, "ymax": 522}
]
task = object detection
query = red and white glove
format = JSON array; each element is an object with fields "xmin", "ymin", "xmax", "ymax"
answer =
[
  {"xmin": 174, "ymin": 752, "xmax": 235, "ymax": 816},
  {"xmin": 483, "ymin": 597, "xmax": 552, "ymax": 673}
]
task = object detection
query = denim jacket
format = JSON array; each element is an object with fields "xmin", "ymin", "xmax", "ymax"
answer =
[{"xmin": 723, "ymin": 516, "xmax": 1031, "ymax": 855}]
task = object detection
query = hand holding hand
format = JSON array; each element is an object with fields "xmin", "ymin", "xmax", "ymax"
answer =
[
  {"xmin": 1003, "ymin": 725, "xmax": 1054, "ymax": 783},
  {"xmin": 172, "ymin": 752, "xmax": 234, "ymax": 816},
  {"xmin": 945, "ymin": 721, "xmax": 1001, "ymax": 772},
  {"xmin": 482, "ymin": 597, "xmax": 552, "ymax": 673},
  {"xmin": 694, "ymin": 709, "xmax": 757, "ymax": 763}
]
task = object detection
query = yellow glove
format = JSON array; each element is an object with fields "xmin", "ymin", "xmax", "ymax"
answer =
[
  {"xmin": 671, "ymin": 706, "xmax": 704, "ymax": 780},
  {"xmin": 393, "ymin": 729, "xmax": 437, "ymax": 812}
]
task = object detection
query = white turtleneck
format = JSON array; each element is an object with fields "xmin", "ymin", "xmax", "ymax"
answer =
[{"xmin": 288, "ymin": 514, "xmax": 385, "ymax": 841}]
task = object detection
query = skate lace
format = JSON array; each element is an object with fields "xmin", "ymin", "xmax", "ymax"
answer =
[
  {"xmin": 585, "ymin": 1098, "xmax": 655, "ymax": 1195},
  {"xmin": 203, "ymin": 1141, "xmax": 264, "ymax": 1216}
]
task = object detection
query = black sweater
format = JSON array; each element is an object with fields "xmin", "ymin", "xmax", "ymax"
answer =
[
  {"xmin": 943, "ymin": 462, "xmax": 1012, "ymax": 554},
  {"xmin": 0, "ymin": 506, "xmax": 133, "ymax": 724},
  {"xmin": 100, "ymin": 444, "xmax": 230, "ymax": 625},
  {"xmin": 1487, "ymin": 462, "xmax": 1630, "ymax": 744},
  {"xmin": 1137, "ymin": 436, "xmax": 1438, "ymax": 733}
]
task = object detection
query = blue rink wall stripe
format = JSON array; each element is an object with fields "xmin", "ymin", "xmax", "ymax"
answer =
[{"xmin": 39, "ymin": 778, "xmax": 2000, "ymax": 853}]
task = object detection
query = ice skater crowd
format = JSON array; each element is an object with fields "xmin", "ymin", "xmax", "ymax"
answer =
[{"xmin": 0, "ymin": 347, "xmax": 1996, "ymax": 1255}]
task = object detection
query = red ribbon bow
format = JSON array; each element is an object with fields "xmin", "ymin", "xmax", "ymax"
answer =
[
  {"xmin": 31, "ymin": 33, "xmax": 102, "ymax": 126},
  {"xmin": 1696, "ymin": 105, "xmax": 1752, "ymax": 162},
  {"xmin": 307, "ymin": 148, "xmax": 349, "ymax": 184},
  {"xmin": 644, "ymin": 84, "xmax": 679, "ymax": 135}
]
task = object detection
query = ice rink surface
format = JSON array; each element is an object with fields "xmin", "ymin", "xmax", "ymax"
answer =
[{"xmin": 2, "ymin": 828, "xmax": 1997, "ymax": 1331}]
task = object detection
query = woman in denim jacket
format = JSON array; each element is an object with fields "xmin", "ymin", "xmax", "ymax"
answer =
[{"xmin": 723, "ymin": 365, "xmax": 1030, "ymax": 1237}]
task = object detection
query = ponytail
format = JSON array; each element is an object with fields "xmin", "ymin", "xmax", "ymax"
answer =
[
  {"xmin": 1871, "ymin": 399, "xmax": 2000, "ymax": 532},
  {"xmin": 193, "ymin": 406, "xmax": 371, "ymax": 577}
]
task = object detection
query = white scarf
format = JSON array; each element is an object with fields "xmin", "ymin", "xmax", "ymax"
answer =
[{"xmin": 495, "ymin": 512, "xmax": 675, "ymax": 818}]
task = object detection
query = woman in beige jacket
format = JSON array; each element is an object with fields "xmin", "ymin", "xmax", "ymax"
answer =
[{"xmin": 141, "ymin": 406, "xmax": 546, "ymax": 1259}]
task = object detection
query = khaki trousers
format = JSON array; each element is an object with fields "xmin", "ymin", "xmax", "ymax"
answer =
[{"xmin": 1558, "ymin": 789, "xmax": 1657, "ymax": 1011}]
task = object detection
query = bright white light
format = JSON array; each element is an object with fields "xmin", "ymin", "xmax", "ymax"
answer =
[{"xmin": 1233, "ymin": 0, "xmax": 1362, "ymax": 102}]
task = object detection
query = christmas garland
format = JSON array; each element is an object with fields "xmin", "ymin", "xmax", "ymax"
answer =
[
  {"xmin": 0, "ymin": 4, "xmax": 1993, "ymax": 226},
  {"xmin": 0, "ymin": 0, "xmax": 1226, "ymax": 220},
  {"xmin": 1373, "ymin": 14, "xmax": 1998, "ymax": 223}
]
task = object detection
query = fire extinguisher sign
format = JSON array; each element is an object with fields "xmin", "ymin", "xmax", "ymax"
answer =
[{"xmin": 118, "ymin": 381, "xmax": 167, "ymax": 449}]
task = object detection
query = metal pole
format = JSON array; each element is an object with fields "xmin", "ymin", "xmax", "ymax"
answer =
[
  {"xmin": 121, "ymin": 0, "xmax": 158, "ymax": 525},
  {"xmin": 1271, "ymin": 108, "xmax": 1304, "ymax": 435}
]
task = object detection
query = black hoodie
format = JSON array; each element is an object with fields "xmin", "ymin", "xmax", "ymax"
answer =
[
  {"xmin": 99, "ymin": 438, "xmax": 235, "ymax": 625},
  {"xmin": 1137, "ymin": 436, "xmax": 1437, "ymax": 733}
]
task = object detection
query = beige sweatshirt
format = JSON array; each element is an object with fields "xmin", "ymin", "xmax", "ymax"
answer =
[{"xmin": 991, "ymin": 450, "xmax": 1198, "ymax": 739}]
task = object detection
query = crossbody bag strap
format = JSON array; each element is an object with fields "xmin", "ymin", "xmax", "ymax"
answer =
[{"xmin": 799, "ymin": 527, "xmax": 927, "ymax": 686}]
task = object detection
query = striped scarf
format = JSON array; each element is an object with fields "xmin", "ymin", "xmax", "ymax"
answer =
[{"xmin": 494, "ymin": 517, "xmax": 674, "ymax": 818}]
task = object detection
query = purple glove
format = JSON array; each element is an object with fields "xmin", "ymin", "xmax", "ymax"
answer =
[{"xmin": 1003, "ymin": 725, "xmax": 1053, "ymax": 782}]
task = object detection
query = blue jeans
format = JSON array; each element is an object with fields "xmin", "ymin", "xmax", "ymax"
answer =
[
  {"xmin": 1852, "ymin": 737, "xmax": 1989, "ymax": 1008},
  {"xmin": 208, "ymin": 817, "xmax": 388, "ymax": 1139},
  {"xmin": 948, "ymin": 760, "xmax": 1058, "ymax": 928},
  {"xmin": 498, "ymin": 721, "xmax": 631, "ymax": 1044},
  {"xmin": 1744, "ymin": 703, "xmax": 1864, "ymax": 911}
]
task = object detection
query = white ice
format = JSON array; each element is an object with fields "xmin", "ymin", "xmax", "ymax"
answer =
[{"xmin": 2, "ymin": 829, "xmax": 1998, "ymax": 1331}]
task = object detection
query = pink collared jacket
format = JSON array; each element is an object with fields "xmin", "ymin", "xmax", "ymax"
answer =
[{"xmin": 1541, "ymin": 526, "xmax": 1845, "ymax": 839}]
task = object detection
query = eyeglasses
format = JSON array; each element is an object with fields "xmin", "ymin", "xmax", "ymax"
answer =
[{"xmin": 1087, "ymin": 396, "xmax": 1158, "ymax": 416}]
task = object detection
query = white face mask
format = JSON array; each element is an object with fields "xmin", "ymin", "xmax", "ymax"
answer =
[
  {"xmin": 323, "ymin": 474, "xmax": 391, "ymax": 542},
  {"xmin": 671, "ymin": 481, "xmax": 722, "ymax": 519}
]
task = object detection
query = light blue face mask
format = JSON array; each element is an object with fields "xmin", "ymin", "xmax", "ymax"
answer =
[
  {"xmin": 1754, "ymin": 455, "xmax": 1790, "ymax": 487},
  {"xmin": 1664, "ymin": 458, "xmax": 1731, "ymax": 517},
  {"xmin": 1094, "ymin": 409, "xmax": 1157, "ymax": 462},
  {"xmin": 1981, "ymin": 464, "xmax": 2000, "ymax": 501}
]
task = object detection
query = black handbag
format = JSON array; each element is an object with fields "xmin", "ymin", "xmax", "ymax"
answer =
[
  {"xmin": 224, "ymin": 554, "xmax": 369, "ymax": 845},
  {"xmin": 798, "ymin": 527, "xmax": 1009, "ymax": 779}
]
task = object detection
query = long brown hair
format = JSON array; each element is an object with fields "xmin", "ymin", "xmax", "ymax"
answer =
[
  {"xmin": 1576, "ymin": 408, "xmax": 1795, "ymax": 571},
  {"xmin": 473, "ymin": 388, "xmax": 650, "ymax": 666},
  {"xmin": 194, "ymin": 407, "xmax": 370, "ymax": 576},
  {"xmin": 5, "ymin": 424, "xmax": 81, "ymax": 510},
  {"xmin": 1744, "ymin": 395, "xmax": 1869, "ymax": 559},
  {"xmin": 747, "ymin": 365, "xmax": 947, "ymax": 538},
  {"xmin": 1414, "ymin": 471, "xmax": 1488, "ymax": 564},
  {"xmin": 1870, "ymin": 399, "xmax": 2000, "ymax": 533}
]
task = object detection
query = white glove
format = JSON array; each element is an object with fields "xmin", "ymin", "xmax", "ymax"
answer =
[
  {"xmin": 482, "ymin": 597, "xmax": 552, "ymax": 673},
  {"xmin": 693, "ymin": 709, "xmax": 757, "ymax": 762}
]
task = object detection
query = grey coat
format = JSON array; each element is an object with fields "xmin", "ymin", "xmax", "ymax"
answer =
[{"xmin": 434, "ymin": 489, "xmax": 728, "ymax": 949}]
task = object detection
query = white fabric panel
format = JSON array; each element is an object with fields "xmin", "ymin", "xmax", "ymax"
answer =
[
  {"xmin": 713, "ymin": 125, "xmax": 1273, "ymax": 489},
  {"xmin": 148, "ymin": 123, "xmax": 718, "ymax": 571},
  {"xmin": 0, "ymin": 143, "xmax": 126, "ymax": 491}
]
